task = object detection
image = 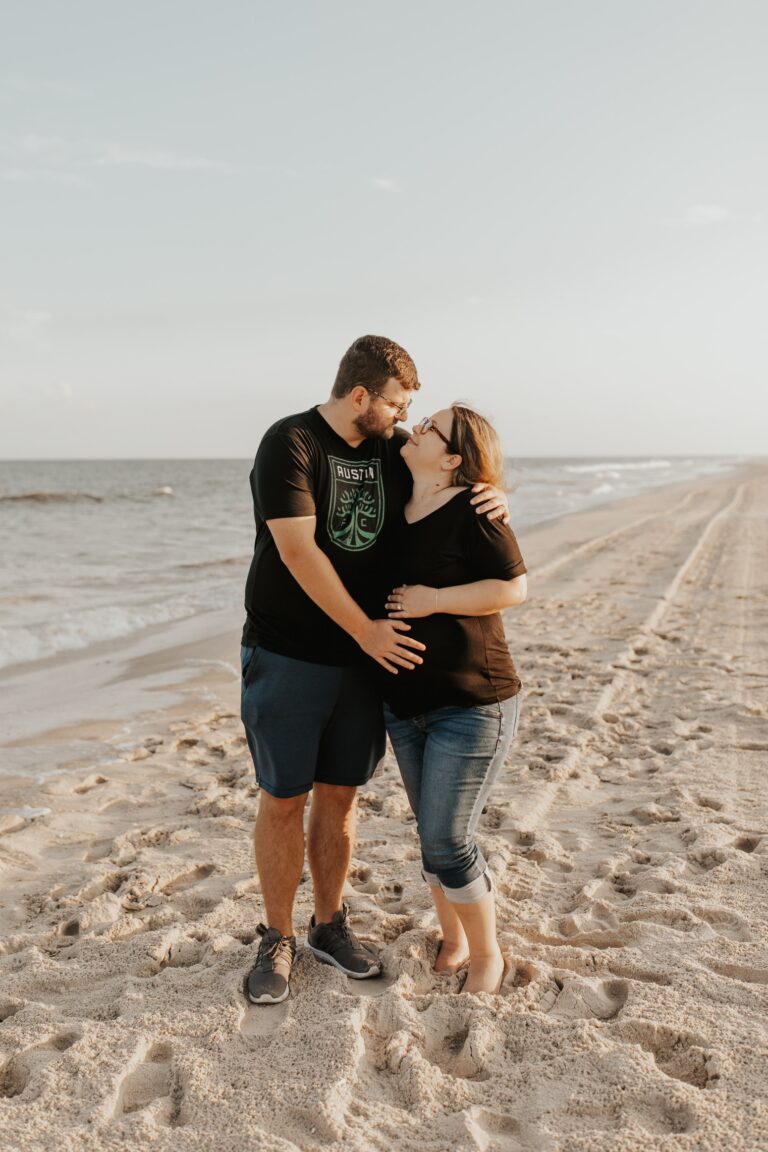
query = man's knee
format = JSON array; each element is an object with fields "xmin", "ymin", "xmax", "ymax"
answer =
[
  {"xmin": 312, "ymin": 782, "xmax": 358, "ymax": 812},
  {"xmin": 257, "ymin": 790, "xmax": 308, "ymax": 821}
]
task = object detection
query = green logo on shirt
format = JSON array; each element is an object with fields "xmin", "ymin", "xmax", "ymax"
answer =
[{"xmin": 327, "ymin": 457, "xmax": 384, "ymax": 551}]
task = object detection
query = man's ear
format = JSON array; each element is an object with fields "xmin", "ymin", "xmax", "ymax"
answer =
[{"xmin": 350, "ymin": 385, "xmax": 369, "ymax": 410}]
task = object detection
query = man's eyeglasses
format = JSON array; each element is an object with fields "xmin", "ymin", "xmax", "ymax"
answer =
[
  {"xmin": 363, "ymin": 386, "xmax": 413, "ymax": 419},
  {"xmin": 416, "ymin": 415, "xmax": 453, "ymax": 450}
]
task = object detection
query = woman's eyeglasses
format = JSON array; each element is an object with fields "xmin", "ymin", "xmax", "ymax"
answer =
[{"xmin": 416, "ymin": 416, "xmax": 453, "ymax": 450}]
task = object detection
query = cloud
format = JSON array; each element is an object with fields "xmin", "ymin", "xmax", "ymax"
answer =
[
  {"xmin": 41, "ymin": 380, "xmax": 74, "ymax": 404},
  {"xmin": 0, "ymin": 134, "xmax": 232, "ymax": 182},
  {"xmin": 0, "ymin": 134, "xmax": 87, "ymax": 184},
  {"xmin": 0, "ymin": 167, "xmax": 88, "ymax": 186},
  {"xmin": 0, "ymin": 76, "xmax": 84, "ymax": 101},
  {"xmin": 94, "ymin": 144, "xmax": 232, "ymax": 171},
  {"xmin": 0, "ymin": 307, "xmax": 52, "ymax": 340},
  {"xmin": 370, "ymin": 176, "xmax": 401, "ymax": 193},
  {"xmin": 668, "ymin": 203, "xmax": 764, "ymax": 228},
  {"xmin": 16, "ymin": 133, "xmax": 68, "ymax": 154}
]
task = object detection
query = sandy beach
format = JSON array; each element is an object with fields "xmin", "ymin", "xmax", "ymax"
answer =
[{"xmin": 1, "ymin": 461, "xmax": 767, "ymax": 1152}]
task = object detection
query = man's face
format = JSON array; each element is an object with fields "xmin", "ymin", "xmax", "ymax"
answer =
[{"xmin": 353, "ymin": 377, "xmax": 414, "ymax": 440}]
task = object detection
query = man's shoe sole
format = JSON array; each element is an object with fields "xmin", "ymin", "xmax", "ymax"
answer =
[
  {"xmin": 243, "ymin": 973, "xmax": 291, "ymax": 1005},
  {"xmin": 245, "ymin": 987, "xmax": 290, "ymax": 1004},
  {"xmin": 307, "ymin": 943, "xmax": 382, "ymax": 979}
]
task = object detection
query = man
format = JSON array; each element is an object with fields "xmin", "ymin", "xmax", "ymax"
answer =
[{"xmin": 240, "ymin": 335, "xmax": 508, "ymax": 1004}]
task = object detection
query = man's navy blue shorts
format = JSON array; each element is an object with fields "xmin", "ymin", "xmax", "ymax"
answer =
[{"xmin": 240, "ymin": 645, "xmax": 386, "ymax": 798}]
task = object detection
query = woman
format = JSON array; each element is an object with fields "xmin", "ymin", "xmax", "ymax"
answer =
[{"xmin": 380, "ymin": 404, "xmax": 527, "ymax": 995}]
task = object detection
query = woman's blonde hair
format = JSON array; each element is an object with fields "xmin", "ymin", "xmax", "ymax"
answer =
[{"xmin": 449, "ymin": 404, "xmax": 505, "ymax": 490}]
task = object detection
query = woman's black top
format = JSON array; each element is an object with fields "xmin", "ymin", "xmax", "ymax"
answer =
[{"xmin": 375, "ymin": 487, "xmax": 526, "ymax": 719}]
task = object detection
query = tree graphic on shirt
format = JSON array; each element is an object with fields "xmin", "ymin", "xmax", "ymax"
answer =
[{"xmin": 332, "ymin": 486, "xmax": 378, "ymax": 549}]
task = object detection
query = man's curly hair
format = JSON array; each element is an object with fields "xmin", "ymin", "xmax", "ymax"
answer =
[{"xmin": 332, "ymin": 335, "xmax": 420, "ymax": 398}]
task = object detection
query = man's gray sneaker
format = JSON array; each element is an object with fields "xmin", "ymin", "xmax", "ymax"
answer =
[
  {"xmin": 307, "ymin": 903, "xmax": 382, "ymax": 978},
  {"xmin": 244, "ymin": 924, "xmax": 297, "ymax": 1004}
]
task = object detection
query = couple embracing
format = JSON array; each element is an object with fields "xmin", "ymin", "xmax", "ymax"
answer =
[{"xmin": 240, "ymin": 335, "xmax": 527, "ymax": 1005}]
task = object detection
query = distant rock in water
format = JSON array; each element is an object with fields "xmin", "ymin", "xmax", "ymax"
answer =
[{"xmin": 153, "ymin": 486, "xmax": 174, "ymax": 497}]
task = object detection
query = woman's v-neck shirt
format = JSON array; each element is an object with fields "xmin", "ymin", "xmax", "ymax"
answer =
[{"xmin": 376, "ymin": 487, "xmax": 527, "ymax": 719}]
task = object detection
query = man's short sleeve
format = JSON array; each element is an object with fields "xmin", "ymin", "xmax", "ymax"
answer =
[
  {"xmin": 252, "ymin": 431, "xmax": 316, "ymax": 520},
  {"xmin": 468, "ymin": 512, "xmax": 527, "ymax": 580}
]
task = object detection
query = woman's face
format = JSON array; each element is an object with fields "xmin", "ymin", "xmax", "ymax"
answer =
[{"xmin": 401, "ymin": 408, "xmax": 455, "ymax": 470}]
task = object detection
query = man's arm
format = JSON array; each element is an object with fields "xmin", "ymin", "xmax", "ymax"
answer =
[
  {"xmin": 469, "ymin": 482, "xmax": 511, "ymax": 524},
  {"xmin": 268, "ymin": 516, "xmax": 426, "ymax": 675}
]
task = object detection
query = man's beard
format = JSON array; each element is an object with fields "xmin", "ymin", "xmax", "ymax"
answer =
[{"xmin": 352, "ymin": 410, "xmax": 396, "ymax": 440}]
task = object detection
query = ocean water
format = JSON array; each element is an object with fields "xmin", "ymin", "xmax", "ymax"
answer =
[{"xmin": 0, "ymin": 455, "xmax": 741, "ymax": 674}]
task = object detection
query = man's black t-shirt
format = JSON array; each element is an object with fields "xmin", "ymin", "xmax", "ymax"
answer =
[
  {"xmin": 374, "ymin": 488, "xmax": 527, "ymax": 719},
  {"xmin": 242, "ymin": 407, "xmax": 411, "ymax": 665}
]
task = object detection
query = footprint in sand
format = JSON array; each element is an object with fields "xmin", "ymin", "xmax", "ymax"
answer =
[
  {"xmin": 240, "ymin": 1001, "xmax": 290, "ymax": 1038},
  {"xmin": 561, "ymin": 903, "xmax": 621, "ymax": 940},
  {"xmin": 691, "ymin": 905, "xmax": 754, "ymax": 941},
  {"xmin": 69, "ymin": 869, "xmax": 127, "ymax": 905},
  {"xmin": 73, "ymin": 773, "xmax": 109, "ymax": 795},
  {"xmin": 695, "ymin": 794, "xmax": 724, "ymax": 811},
  {"xmin": 82, "ymin": 837, "xmax": 114, "ymax": 862},
  {"xmin": 539, "ymin": 974, "xmax": 629, "ymax": 1020},
  {"xmin": 0, "ymin": 1003, "xmax": 24, "ymax": 1024},
  {"xmin": 376, "ymin": 913, "xmax": 415, "ymax": 944},
  {"xmin": 615, "ymin": 1020, "xmax": 723, "ymax": 1089},
  {"xmin": 114, "ymin": 1041, "xmax": 182, "ymax": 1125},
  {"xmin": 426, "ymin": 1019, "xmax": 475, "ymax": 1078},
  {"xmin": 518, "ymin": 844, "xmax": 574, "ymax": 879},
  {"xmin": 606, "ymin": 962, "xmax": 672, "ymax": 988},
  {"xmin": 347, "ymin": 865, "xmax": 407, "ymax": 909},
  {"xmin": 507, "ymin": 959, "xmax": 538, "ymax": 989},
  {"xmin": 357, "ymin": 794, "xmax": 384, "ymax": 814},
  {"xmin": 463, "ymin": 1105, "xmax": 542, "ymax": 1152},
  {"xmin": 161, "ymin": 863, "xmax": 216, "ymax": 895},
  {"xmin": 608, "ymin": 870, "xmax": 638, "ymax": 897},
  {"xmin": 687, "ymin": 846, "xmax": 728, "ymax": 872},
  {"xmin": 733, "ymin": 834, "xmax": 763, "ymax": 853},
  {"xmin": 631, "ymin": 803, "xmax": 681, "ymax": 825},
  {"xmin": 621, "ymin": 905, "xmax": 704, "ymax": 935},
  {"xmin": 140, "ymin": 927, "xmax": 214, "ymax": 977},
  {"xmin": 0, "ymin": 1031, "xmax": 80, "ymax": 1099},
  {"xmin": 481, "ymin": 804, "xmax": 506, "ymax": 829},
  {"xmin": 410, "ymin": 1000, "xmax": 501, "ymax": 1082},
  {"xmin": 703, "ymin": 959, "xmax": 768, "ymax": 985}
]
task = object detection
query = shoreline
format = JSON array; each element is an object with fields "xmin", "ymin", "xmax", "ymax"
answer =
[
  {"xmin": 0, "ymin": 461, "xmax": 766, "ymax": 1149},
  {"xmin": 0, "ymin": 458, "xmax": 758, "ymax": 784}
]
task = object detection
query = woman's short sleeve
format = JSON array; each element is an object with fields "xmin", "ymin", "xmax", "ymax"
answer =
[{"xmin": 468, "ymin": 511, "xmax": 527, "ymax": 580}]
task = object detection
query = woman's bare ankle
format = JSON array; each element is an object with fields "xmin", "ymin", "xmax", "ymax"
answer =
[
  {"xmin": 433, "ymin": 936, "xmax": 469, "ymax": 973},
  {"xmin": 462, "ymin": 945, "xmax": 506, "ymax": 994}
]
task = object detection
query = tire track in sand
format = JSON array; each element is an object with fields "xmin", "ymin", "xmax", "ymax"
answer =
[{"xmin": 507, "ymin": 482, "xmax": 746, "ymax": 834}]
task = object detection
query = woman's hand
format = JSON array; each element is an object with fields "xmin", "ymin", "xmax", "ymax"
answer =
[{"xmin": 386, "ymin": 584, "xmax": 437, "ymax": 619}]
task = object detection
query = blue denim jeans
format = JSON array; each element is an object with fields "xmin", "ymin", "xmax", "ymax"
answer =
[{"xmin": 383, "ymin": 695, "xmax": 520, "ymax": 904}]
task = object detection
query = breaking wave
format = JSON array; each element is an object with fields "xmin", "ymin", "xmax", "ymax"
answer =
[{"xmin": 0, "ymin": 490, "xmax": 104, "ymax": 504}]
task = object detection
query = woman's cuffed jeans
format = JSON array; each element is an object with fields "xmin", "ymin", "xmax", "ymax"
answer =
[{"xmin": 384, "ymin": 695, "xmax": 520, "ymax": 904}]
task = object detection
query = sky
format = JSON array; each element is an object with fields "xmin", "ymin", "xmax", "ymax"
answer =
[{"xmin": 1, "ymin": 1, "xmax": 766, "ymax": 459}]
